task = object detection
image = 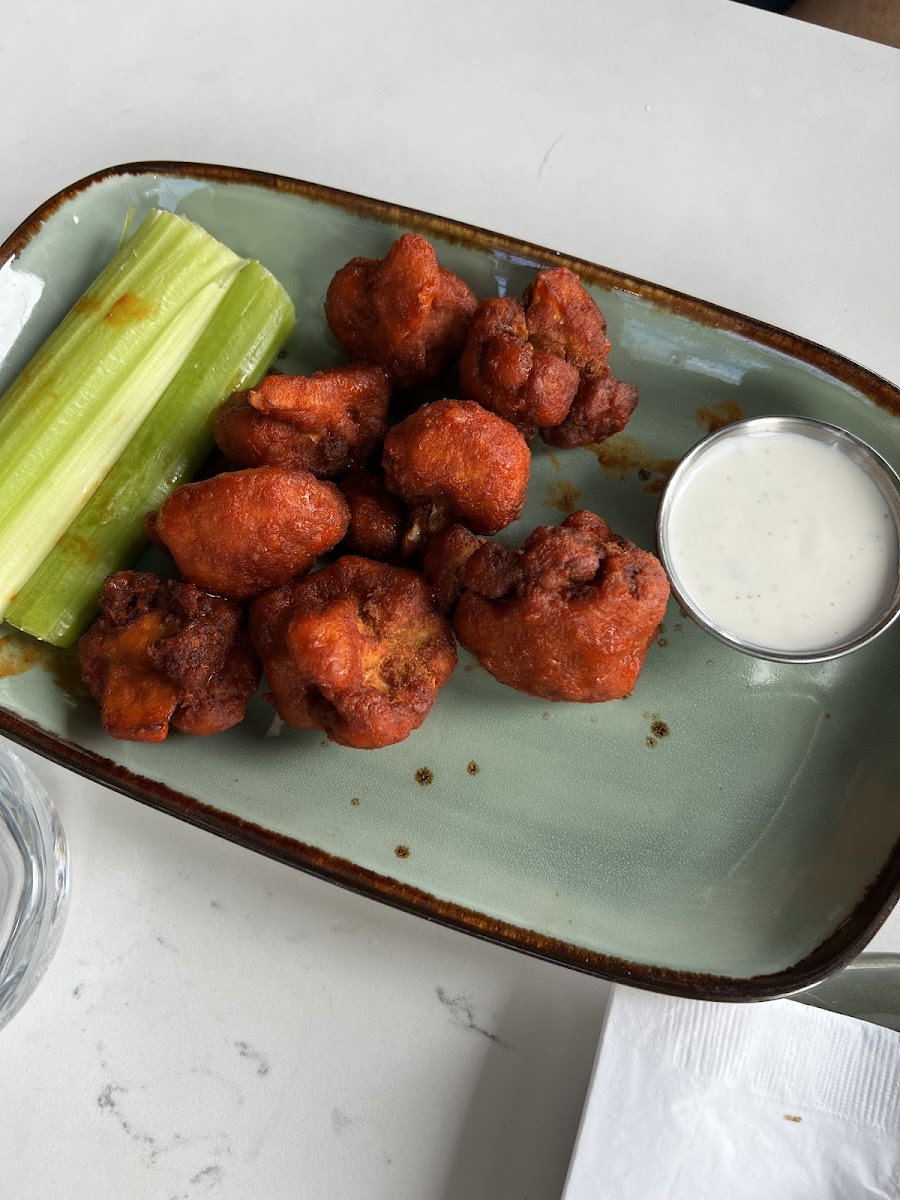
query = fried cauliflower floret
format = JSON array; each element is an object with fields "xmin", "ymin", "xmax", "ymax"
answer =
[
  {"xmin": 523, "ymin": 267, "xmax": 611, "ymax": 374},
  {"xmin": 213, "ymin": 365, "xmax": 390, "ymax": 478},
  {"xmin": 459, "ymin": 296, "xmax": 579, "ymax": 436},
  {"xmin": 524, "ymin": 268, "xmax": 638, "ymax": 448},
  {"xmin": 324, "ymin": 233, "xmax": 478, "ymax": 388},
  {"xmin": 459, "ymin": 268, "xmax": 638, "ymax": 446},
  {"xmin": 338, "ymin": 470, "xmax": 409, "ymax": 563},
  {"xmin": 249, "ymin": 556, "xmax": 457, "ymax": 749},
  {"xmin": 539, "ymin": 372, "xmax": 639, "ymax": 449},
  {"xmin": 421, "ymin": 523, "xmax": 483, "ymax": 612},
  {"xmin": 146, "ymin": 467, "xmax": 349, "ymax": 602},
  {"xmin": 382, "ymin": 399, "xmax": 530, "ymax": 536},
  {"xmin": 78, "ymin": 572, "xmax": 260, "ymax": 742},
  {"xmin": 453, "ymin": 511, "xmax": 670, "ymax": 702}
]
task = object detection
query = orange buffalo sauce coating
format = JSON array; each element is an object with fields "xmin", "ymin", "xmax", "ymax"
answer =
[{"xmin": 250, "ymin": 557, "xmax": 457, "ymax": 749}]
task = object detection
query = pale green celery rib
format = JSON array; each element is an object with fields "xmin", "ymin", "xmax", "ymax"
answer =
[
  {"xmin": 8, "ymin": 260, "xmax": 296, "ymax": 646},
  {"xmin": 0, "ymin": 209, "xmax": 242, "ymax": 531},
  {"xmin": 0, "ymin": 213, "xmax": 247, "ymax": 621}
]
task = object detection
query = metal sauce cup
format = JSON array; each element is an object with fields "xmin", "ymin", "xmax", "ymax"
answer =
[{"xmin": 655, "ymin": 415, "xmax": 900, "ymax": 663}]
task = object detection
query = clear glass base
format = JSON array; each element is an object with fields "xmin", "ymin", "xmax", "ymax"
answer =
[{"xmin": 0, "ymin": 746, "xmax": 70, "ymax": 1032}]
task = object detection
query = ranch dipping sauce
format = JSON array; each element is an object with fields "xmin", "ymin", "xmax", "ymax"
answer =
[{"xmin": 658, "ymin": 418, "xmax": 900, "ymax": 659}]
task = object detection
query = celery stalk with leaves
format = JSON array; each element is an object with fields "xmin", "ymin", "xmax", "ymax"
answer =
[
  {"xmin": 8, "ymin": 259, "xmax": 295, "ymax": 645},
  {"xmin": 0, "ymin": 207, "xmax": 295, "ymax": 635}
]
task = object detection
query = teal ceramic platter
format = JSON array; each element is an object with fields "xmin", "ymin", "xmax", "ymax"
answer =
[{"xmin": 1, "ymin": 163, "xmax": 898, "ymax": 1000}]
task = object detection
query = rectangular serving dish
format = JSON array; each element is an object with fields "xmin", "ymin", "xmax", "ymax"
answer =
[{"xmin": 1, "ymin": 162, "xmax": 898, "ymax": 1001}]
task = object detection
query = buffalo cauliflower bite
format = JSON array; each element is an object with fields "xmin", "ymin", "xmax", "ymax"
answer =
[
  {"xmin": 338, "ymin": 471, "xmax": 445, "ymax": 564},
  {"xmin": 459, "ymin": 296, "xmax": 579, "ymax": 437},
  {"xmin": 338, "ymin": 470, "xmax": 409, "ymax": 563},
  {"xmin": 381, "ymin": 399, "xmax": 531, "ymax": 536},
  {"xmin": 453, "ymin": 511, "xmax": 670, "ymax": 702},
  {"xmin": 460, "ymin": 267, "xmax": 638, "ymax": 447},
  {"xmin": 421, "ymin": 523, "xmax": 483, "ymax": 612},
  {"xmin": 522, "ymin": 267, "xmax": 611, "ymax": 374},
  {"xmin": 249, "ymin": 556, "xmax": 457, "ymax": 749},
  {"xmin": 524, "ymin": 268, "xmax": 638, "ymax": 448},
  {"xmin": 213, "ymin": 365, "xmax": 390, "ymax": 478},
  {"xmin": 146, "ymin": 466, "xmax": 349, "ymax": 602},
  {"xmin": 539, "ymin": 372, "xmax": 639, "ymax": 449},
  {"xmin": 324, "ymin": 233, "xmax": 478, "ymax": 388},
  {"xmin": 79, "ymin": 572, "xmax": 260, "ymax": 742}
]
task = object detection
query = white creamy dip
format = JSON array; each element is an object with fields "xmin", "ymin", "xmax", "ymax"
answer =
[{"xmin": 665, "ymin": 430, "xmax": 899, "ymax": 652}]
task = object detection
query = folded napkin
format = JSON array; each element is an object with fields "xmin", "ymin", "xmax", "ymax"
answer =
[{"xmin": 562, "ymin": 984, "xmax": 900, "ymax": 1199}]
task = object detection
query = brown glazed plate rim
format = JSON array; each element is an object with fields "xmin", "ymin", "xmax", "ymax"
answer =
[{"xmin": 1, "ymin": 160, "xmax": 898, "ymax": 1003}]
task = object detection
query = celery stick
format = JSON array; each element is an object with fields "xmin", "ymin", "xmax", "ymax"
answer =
[
  {"xmin": 0, "ymin": 209, "xmax": 251, "ymax": 622},
  {"xmin": 0, "ymin": 209, "xmax": 242, "ymax": 535},
  {"xmin": 8, "ymin": 260, "xmax": 295, "ymax": 646},
  {"xmin": 0, "ymin": 270, "xmax": 241, "ymax": 622}
]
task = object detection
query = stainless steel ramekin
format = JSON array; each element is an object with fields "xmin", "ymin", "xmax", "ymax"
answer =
[{"xmin": 655, "ymin": 415, "xmax": 900, "ymax": 664}]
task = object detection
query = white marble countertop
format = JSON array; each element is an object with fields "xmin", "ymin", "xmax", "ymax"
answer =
[{"xmin": 0, "ymin": 2, "xmax": 898, "ymax": 1196}]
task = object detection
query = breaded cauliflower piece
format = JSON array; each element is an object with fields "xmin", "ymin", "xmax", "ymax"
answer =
[
  {"xmin": 459, "ymin": 296, "xmax": 579, "ymax": 437},
  {"xmin": 213, "ymin": 365, "xmax": 390, "ymax": 478},
  {"xmin": 249, "ymin": 556, "xmax": 457, "ymax": 748},
  {"xmin": 382, "ymin": 399, "xmax": 530, "ymax": 536},
  {"xmin": 453, "ymin": 511, "xmax": 669, "ymax": 702},
  {"xmin": 324, "ymin": 233, "xmax": 477, "ymax": 388},
  {"xmin": 146, "ymin": 467, "xmax": 349, "ymax": 602},
  {"xmin": 460, "ymin": 267, "xmax": 638, "ymax": 447},
  {"xmin": 79, "ymin": 572, "xmax": 260, "ymax": 742},
  {"xmin": 337, "ymin": 470, "xmax": 409, "ymax": 563}
]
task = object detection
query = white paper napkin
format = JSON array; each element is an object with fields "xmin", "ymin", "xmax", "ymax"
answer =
[{"xmin": 562, "ymin": 984, "xmax": 900, "ymax": 1200}]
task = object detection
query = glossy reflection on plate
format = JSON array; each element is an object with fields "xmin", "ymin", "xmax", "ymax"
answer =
[{"xmin": 656, "ymin": 416, "xmax": 900, "ymax": 663}]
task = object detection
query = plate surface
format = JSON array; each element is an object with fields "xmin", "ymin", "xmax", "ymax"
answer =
[
  {"xmin": 794, "ymin": 954, "xmax": 900, "ymax": 1032},
  {"xmin": 1, "ymin": 162, "xmax": 898, "ymax": 1000}
]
